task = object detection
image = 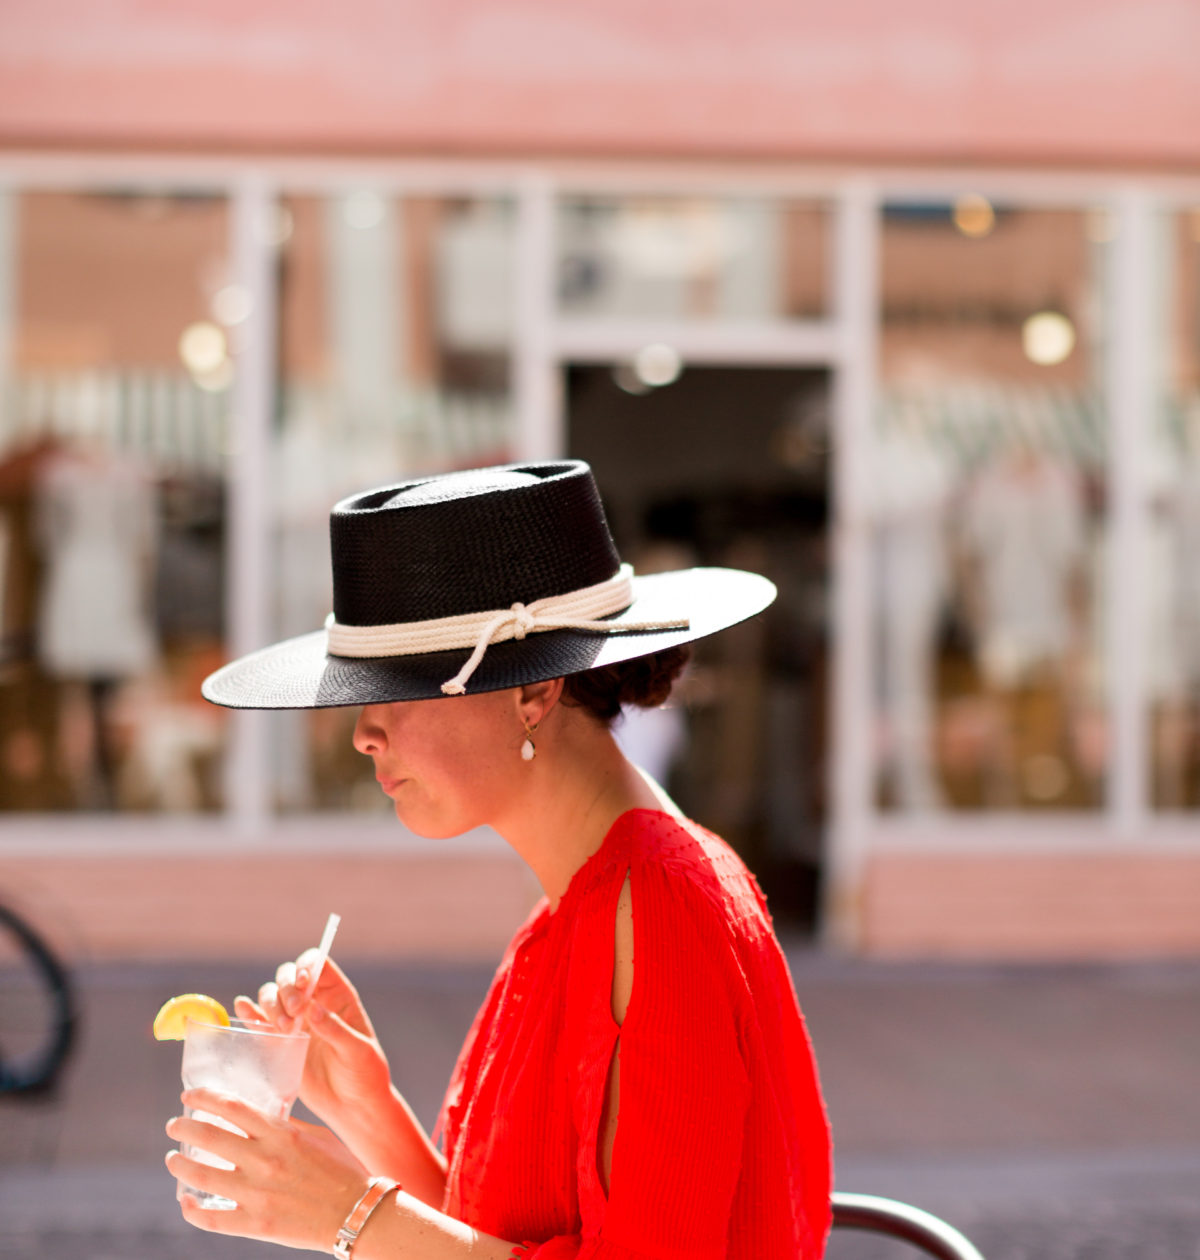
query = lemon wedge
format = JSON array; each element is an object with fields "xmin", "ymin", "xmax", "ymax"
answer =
[{"xmin": 152, "ymin": 993, "xmax": 230, "ymax": 1041}]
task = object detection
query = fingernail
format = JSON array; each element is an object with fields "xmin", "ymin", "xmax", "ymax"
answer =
[{"xmin": 298, "ymin": 968, "xmax": 310, "ymax": 986}]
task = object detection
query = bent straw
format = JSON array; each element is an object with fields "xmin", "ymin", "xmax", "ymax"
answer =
[{"xmin": 301, "ymin": 912, "xmax": 341, "ymax": 1003}]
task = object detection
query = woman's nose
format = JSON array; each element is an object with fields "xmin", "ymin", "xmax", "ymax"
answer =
[{"xmin": 352, "ymin": 706, "xmax": 385, "ymax": 755}]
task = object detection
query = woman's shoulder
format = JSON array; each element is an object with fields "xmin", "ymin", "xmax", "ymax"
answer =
[
  {"xmin": 608, "ymin": 806, "xmax": 716, "ymax": 862},
  {"xmin": 617, "ymin": 806, "xmax": 753, "ymax": 876},
  {"xmin": 582, "ymin": 809, "xmax": 772, "ymax": 940}
]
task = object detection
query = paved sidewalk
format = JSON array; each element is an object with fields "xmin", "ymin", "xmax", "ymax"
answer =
[{"xmin": 2, "ymin": 948, "xmax": 1198, "ymax": 1258}]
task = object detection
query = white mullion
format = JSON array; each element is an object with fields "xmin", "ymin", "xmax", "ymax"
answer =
[
  {"xmin": 512, "ymin": 172, "xmax": 560, "ymax": 460},
  {"xmin": 224, "ymin": 177, "xmax": 279, "ymax": 835},
  {"xmin": 1106, "ymin": 188, "xmax": 1154, "ymax": 837},
  {"xmin": 823, "ymin": 179, "xmax": 880, "ymax": 951}
]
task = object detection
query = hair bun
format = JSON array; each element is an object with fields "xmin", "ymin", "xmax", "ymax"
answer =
[{"xmin": 562, "ymin": 646, "xmax": 691, "ymax": 725}]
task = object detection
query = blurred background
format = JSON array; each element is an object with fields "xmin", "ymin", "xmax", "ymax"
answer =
[{"xmin": 0, "ymin": 2, "xmax": 1198, "ymax": 1258}]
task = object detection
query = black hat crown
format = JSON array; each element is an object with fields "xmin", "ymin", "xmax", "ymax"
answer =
[{"xmin": 330, "ymin": 461, "xmax": 622, "ymax": 629}]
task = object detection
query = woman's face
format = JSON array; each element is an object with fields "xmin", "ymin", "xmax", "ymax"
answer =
[{"xmin": 352, "ymin": 689, "xmax": 524, "ymax": 838}]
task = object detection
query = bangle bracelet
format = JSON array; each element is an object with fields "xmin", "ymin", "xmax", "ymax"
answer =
[{"xmin": 332, "ymin": 1176, "xmax": 399, "ymax": 1259}]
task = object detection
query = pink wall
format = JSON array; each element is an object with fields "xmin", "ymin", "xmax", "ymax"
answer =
[
  {"xmin": 864, "ymin": 853, "xmax": 1200, "ymax": 959},
  {"xmin": 1, "ymin": 849, "xmax": 539, "ymax": 961},
  {"xmin": 2, "ymin": 0, "xmax": 1198, "ymax": 165}
]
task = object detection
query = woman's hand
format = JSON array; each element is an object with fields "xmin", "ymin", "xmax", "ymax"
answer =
[
  {"xmin": 235, "ymin": 951, "xmax": 392, "ymax": 1132},
  {"xmin": 237, "ymin": 951, "xmax": 449, "ymax": 1203},
  {"xmin": 166, "ymin": 1087, "xmax": 370, "ymax": 1251}
]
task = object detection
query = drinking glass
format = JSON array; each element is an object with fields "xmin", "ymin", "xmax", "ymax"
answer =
[{"xmin": 178, "ymin": 1018, "xmax": 310, "ymax": 1210}]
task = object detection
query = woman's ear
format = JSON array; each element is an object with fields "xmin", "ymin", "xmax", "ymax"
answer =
[{"xmin": 517, "ymin": 676, "xmax": 565, "ymax": 726}]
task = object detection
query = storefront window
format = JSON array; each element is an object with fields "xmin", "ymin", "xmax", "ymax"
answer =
[
  {"xmin": 557, "ymin": 197, "xmax": 829, "ymax": 322},
  {"xmin": 1148, "ymin": 209, "xmax": 1200, "ymax": 809},
  {"xmin": 0, "ymin": 190, "xmax": 231, "ymax": 812},
  {"xmin": 269, "ymin": 194, "xmax": 517, "ymax": 813},
  {"xmin": 874, "ymin": 202, "xmax": 1108, "ymax": 812}
]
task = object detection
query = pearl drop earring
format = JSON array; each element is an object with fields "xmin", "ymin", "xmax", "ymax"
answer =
[{"xmin": 521, "ymin": 718, "xmax": 539, "ymax": 762}]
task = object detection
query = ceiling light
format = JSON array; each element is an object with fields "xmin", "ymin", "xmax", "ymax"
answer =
[
  {"xmin": 633, "ymin": 343, "xmax": 683, "ymax": 388},
  {"xmin": 1022, "ymin": 312, "xmax": 1076, "ymax": 366},
  {"xmin": 952, "ymin": 194, "xmax": 995, "ymax": 238},
  {"xmin": 179, "ymin": 321, "xmax": 228, "ymax": 375}
]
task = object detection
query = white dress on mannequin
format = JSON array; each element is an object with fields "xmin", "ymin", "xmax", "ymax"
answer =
[
  {"xmin": 962, "ymin": 451, "xmax": 1086, "ymax": 690},
  {"xmin": 35, "ymin": 449, "xmax": 157, "ymax": 679}
]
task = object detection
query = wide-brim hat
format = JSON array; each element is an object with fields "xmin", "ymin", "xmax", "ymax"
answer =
[{"xmin": 201, "ymin": 460, "xmax": 776, "ymax": 709}]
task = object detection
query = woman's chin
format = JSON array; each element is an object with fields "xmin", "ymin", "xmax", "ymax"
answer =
[{"xmin": 391, "ymin": 800, "xmax": 470, "ymax": 841}]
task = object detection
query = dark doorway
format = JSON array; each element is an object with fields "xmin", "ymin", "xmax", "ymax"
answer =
[{"xmin": 567, "ymin": 363, "xmax": 832, "ymax": 935}]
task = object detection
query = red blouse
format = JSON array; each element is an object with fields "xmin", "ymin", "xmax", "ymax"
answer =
[{"xmin": 435, "ymin": 809, "xmax": 831, "ymax": 1259}]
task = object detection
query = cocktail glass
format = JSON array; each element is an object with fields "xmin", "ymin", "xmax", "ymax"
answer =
[{"xmin": 178, "ymin": 1018, "xmax": 310, "ymax": 1210}]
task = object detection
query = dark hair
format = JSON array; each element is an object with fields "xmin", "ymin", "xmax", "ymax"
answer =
[{"xmin": 561, "ymin": 645, "xmax": 691, "ymax": 726}]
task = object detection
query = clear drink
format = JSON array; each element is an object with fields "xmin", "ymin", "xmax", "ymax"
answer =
[{"xmin": 179, "ymin": 1018, "xmax": 310, "ymax": 1210}]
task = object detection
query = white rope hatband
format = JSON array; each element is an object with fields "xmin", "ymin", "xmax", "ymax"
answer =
[{"xmin": 324, "ymin": 564, "xmax": 689, "ymax": 695}]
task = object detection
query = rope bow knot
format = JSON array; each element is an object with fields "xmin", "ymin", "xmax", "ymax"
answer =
[{"xmin": 509, "ymin": 603, "xmax": 536, "ymax": 640}]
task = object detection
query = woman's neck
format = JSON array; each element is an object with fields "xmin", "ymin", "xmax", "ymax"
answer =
[{"xmin": 492, "ymin": 714, "xmax": 666, "ymax": 910}]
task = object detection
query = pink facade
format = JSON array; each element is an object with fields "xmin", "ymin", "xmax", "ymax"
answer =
[{"xmin": 2, "ymin": 0, "xmax": 1199, "ymax": 164}]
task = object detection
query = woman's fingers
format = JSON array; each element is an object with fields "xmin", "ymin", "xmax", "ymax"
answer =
[
  {"xmin": 255, "ymin": 981, "xmax": 298, "ymax": 1033},
  {"xmin": 296, "ymin": 949, "xmax": 353, "ymax": 999},
  {"xmin": 304, "ymin": 1003, "xmax": 365, "ymax": 1056},
  {"xmin": 277, "ymin": 954, "xmax": 337, "ymax": 1021},
  {"xmin": 181, "ymin": 1089, "xmax": 271, "ymax": 1138},
  {"xmin": 274, "ymin": 961, "xmax": 307, "ymax": 1020},
  {"xmin": 258, "ymin": 954, "xmax": 366, "ymax": 1039},
  {"xmin": 165, "ymin": 1148, "xmax": 240, "ymax": 1202},
  {"xmin": 233, "ymin": 995, "xmax": 269, "ymax": 1024},
  {"xmin": 167, "ymin": 1114, "xmax": 245, "ymax": 1162},
  {"xmin": 257, "ymin": 979, "xmax": 281, "ymax": 1018}
]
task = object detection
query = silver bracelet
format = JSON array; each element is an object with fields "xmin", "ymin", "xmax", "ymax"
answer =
[{"xmin": 332, "ymin": 1176, "xmax": 399, "ymax": 1259}]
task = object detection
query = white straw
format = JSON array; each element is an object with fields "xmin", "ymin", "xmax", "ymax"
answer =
[{"xmin": 302, "ymin": 912, "xmax": 341, "ymax": 1002}]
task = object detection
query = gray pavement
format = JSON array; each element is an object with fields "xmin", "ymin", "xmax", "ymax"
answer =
[{"xmin": 2, "ymin": 947, "xmax": 1199, "ymax": 1258}]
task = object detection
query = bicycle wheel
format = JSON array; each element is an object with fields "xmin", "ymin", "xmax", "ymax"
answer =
[{"xmin": 0, "ymin": 901, "xmax": 78, "ymax": 1094}]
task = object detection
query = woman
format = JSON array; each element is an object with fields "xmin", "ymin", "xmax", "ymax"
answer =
[{"xmin": 166, "ymin": 461, "xmax": 831, "ymax": 1259}]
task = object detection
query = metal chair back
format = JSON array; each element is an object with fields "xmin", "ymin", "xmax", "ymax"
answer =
[{"xmin": 831, "ymin": 1192, "xmax": 986, "ymax": 1260}]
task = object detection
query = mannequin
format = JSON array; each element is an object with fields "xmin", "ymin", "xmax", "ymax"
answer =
[
  {"xmin": 34, "ymin": 442, "xmax": 158, "ymax": 807},
  {"xmin": 960, "ymin": 440, "xmax": 1087, "ymax": 805}
]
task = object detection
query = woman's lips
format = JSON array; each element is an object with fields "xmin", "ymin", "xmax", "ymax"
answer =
[{"xmin": 377, "ymin": 776, "xmax": 404, "ymax": 793}]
